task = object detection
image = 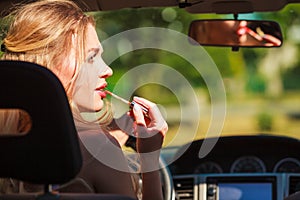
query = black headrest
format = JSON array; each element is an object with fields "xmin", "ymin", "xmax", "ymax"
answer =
[{"xmin": 0, "ymin": 60, "xmax": 82, "ymax": 185}]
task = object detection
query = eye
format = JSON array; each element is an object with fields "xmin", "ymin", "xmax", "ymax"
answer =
[{"xmin": 86, "ymin": 48, "xmax": 100, "ymax": 63}]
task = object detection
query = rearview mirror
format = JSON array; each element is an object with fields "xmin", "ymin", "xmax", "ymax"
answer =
[{"xmin": 188, "ymin": 20, "xmax": 283, "ymax": 47}]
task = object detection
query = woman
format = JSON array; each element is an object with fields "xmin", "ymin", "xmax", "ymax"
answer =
[{"xmin": 0, "ymin": 0, "xmax": 168, "ymax": 199}]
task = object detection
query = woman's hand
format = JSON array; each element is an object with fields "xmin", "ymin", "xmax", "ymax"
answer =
[{"xmin": 131, "ymin": 96, "xmax": 168, "ymax": 155}]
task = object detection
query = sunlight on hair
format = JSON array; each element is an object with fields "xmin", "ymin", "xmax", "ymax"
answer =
[{"xmin": 0, "ymin": 109, "xmax": 32, "ymax": 136}]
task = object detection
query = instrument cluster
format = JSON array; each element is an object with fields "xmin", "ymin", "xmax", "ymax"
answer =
[{"xmin": 169, "ymin": 135, "xmax": 300, "ymax": 175}]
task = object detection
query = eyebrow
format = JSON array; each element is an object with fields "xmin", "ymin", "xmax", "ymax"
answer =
[{"xmin": 87, "ymin": 47, "xmax": 100, "ymax": 54}]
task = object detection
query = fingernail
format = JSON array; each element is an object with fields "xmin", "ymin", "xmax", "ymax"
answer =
[
  {"xmin": 133, "ymin": 96, "xmax": 140, "ymax": 101},
  {"xmin": 133, "ymin": 103, "xmax": 139, "ymax": 110}
]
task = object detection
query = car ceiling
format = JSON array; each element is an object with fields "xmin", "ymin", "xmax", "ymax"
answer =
[{"xmin": 1, "ymin": 0, "xmax": 300, "ymax": 16}]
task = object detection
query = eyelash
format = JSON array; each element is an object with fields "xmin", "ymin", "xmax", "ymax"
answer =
[
  {"xmin": 86, "ymin": 48, "xmax": 100, "ymax": 63},
  {"xmin": 87, "ymin": 53, "xmax": 97, "ymax": 63}
]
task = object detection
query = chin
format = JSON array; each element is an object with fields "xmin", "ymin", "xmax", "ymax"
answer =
[
  {"xmin": 94, "ymin": 107, "xmax": 102, "ymax": 112},
  {"xmin": 94, "ymin": 100, "xmax": 104, "ymax": 112}
]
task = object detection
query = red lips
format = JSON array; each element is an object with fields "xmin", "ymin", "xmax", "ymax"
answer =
[{"xmin": 95, "ymin": 83, "xmax": 107, "ymax": 98}]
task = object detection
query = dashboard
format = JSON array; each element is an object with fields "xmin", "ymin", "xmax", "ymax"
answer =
[
  {"xmin": 169, "ymin": 135, "xmax": 300, "ymax": 175},
  {"xmin": 164, "ymin": 135, "xmax": 300, "ymax": 200}
]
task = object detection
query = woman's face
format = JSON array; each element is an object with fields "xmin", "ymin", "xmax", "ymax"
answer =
[{"xmin": 70, "ymin": 24, "xmax": 113, "ymax": 112}]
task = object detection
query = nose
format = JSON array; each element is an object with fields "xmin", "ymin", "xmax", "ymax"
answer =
[{"xmin": 100, "ymin": 65, "xmax": 113, "ymax": 78}]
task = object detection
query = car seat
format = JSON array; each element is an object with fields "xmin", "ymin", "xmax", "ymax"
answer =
[{"xmin": 0, "ymin": 60, "xmax": 135, "ymax": 200}]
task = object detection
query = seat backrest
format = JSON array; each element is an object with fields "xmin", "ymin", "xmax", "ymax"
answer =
[
  {"xmin": 0, "ymin": 60, "xmax": 82, "ymax": 185},
  {"xmin": 0, "ymin": 60, "xmax": 135, "ymax": 200}
]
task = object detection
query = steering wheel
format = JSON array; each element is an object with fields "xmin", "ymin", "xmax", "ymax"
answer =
[
  {"xmin": 125, "ymin": 136, "xmax": 175, "ymax": 200},
  {"xmin": 159, "ymin": 156, "xmax": 176, "ymax": 200}
]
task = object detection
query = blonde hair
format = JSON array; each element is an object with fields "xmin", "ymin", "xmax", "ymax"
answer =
[
  {"xmin": 0, "ymin": 110, "xmax": 31, "ymax": 134},
  {"xmin": 2, "ymin": 0, "xmax": 94, "ymax": 97},
  {"xmin": 1, "ymin": 0, "xmax": 113, "ymax": 131}
]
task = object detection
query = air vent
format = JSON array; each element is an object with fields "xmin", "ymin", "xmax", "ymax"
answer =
[
  {"xmin": 173, "ymin": 176, "xmax": 195, "ymax": 200},
  {"xmin": 289, "ymin": 176, "xmax": 300, "ymax": 194}
]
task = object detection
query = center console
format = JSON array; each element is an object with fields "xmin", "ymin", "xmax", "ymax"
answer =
[{"xmin": 173, "ymin": 173, "xmax": 300, "ymax": 200}]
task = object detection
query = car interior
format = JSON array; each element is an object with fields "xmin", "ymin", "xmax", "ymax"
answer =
[{"xmin": 1, "ymin": 0, "xmax": 300, "ymax": 200}]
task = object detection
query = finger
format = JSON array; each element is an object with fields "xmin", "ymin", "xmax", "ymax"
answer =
[
  {"xmin": 132, "ymin": 96, "xmax": 168, "ymax": 136},
  {"xmin": 133, "ymin": 96, "xmax": 154, "ymax": 109},
  {"xmin": 133, "ymin": 96, "xmax": 160, "ymax": 120},
  {"xmin": 132, "ymin": 103, "xmax": 146, "ymax": 126}
]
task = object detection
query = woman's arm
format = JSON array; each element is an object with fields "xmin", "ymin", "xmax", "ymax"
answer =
[{"xmin": 131, "ymin": 97, "xmax": 168, "ymax": 200}]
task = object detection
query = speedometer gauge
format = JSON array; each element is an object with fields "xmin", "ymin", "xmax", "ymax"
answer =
[
  {"xmin": 194, "ymin": 161, "xmax": 223, "ymax": 174},
  {"xmin": 230, "ymin": 156, "xmax": 266, "ymax": 173},
  {"xmin": 273, "ymin": 158, "xmax": 300, "ymax": 173}
]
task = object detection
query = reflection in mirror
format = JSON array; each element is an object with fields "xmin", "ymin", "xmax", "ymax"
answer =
[
  {"xmin": 0, "ymin": 109, "xmax": 32, "ymax": 136},
  {"xmin": 189, "ymin": 20, "xmax": 283, "ymax": 47}
]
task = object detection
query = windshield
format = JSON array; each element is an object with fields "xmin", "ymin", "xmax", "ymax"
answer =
[{"xmin": 89, "ymin": 4, "xmax": 300, "ymax": 148}]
